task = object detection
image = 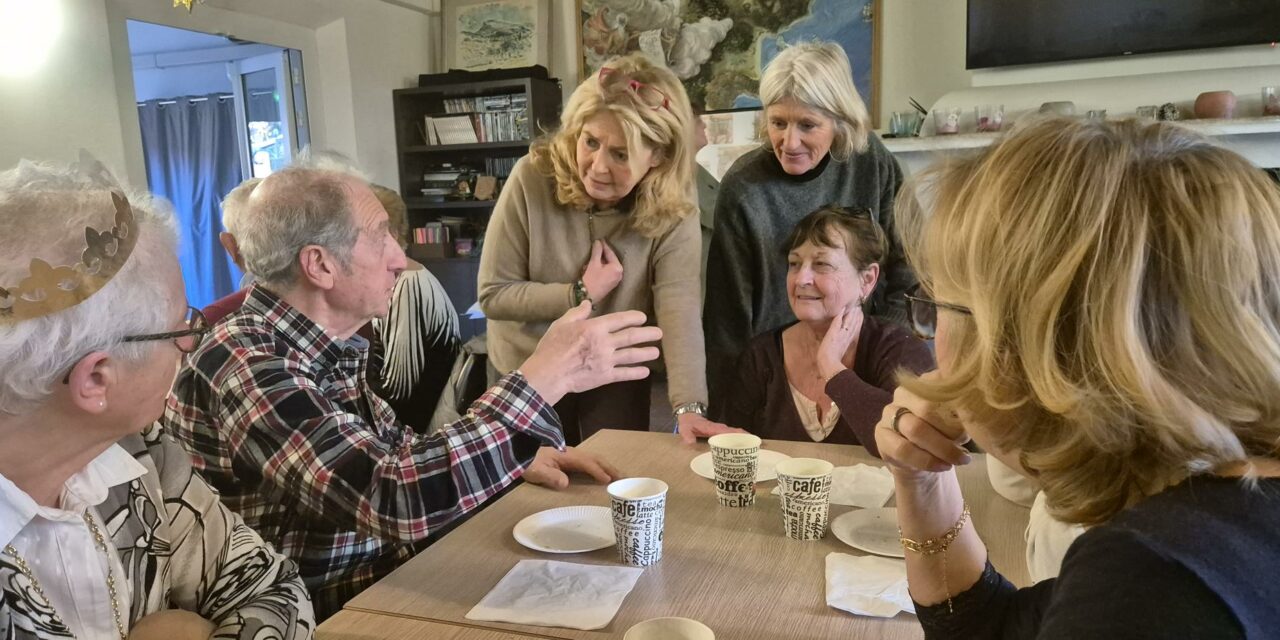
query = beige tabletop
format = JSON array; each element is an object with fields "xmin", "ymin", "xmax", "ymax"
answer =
[
  {"xmin": 343, "ymin": 430, "xmax": 1031, "ymax": 640},
  {"xmin": 318, "ymin": 610, "xmax": 553, "ymax": 639}
]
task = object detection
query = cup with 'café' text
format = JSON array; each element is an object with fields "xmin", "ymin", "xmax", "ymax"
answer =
[
  {"xmin": 608, "ymin": 477, "xmax": 669, "ymax": 566},
  {"xmin": 775, "ymin": 458, "xmax": 834, "ymax": 541},
  {"xmin": 709, "ymin": 433, "xmax": 761, "ymax": 507}
]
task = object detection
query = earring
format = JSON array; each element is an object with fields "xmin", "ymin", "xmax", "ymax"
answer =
[{"xmin": 98, "ymin": 400, "xmax": 106, "ymax": 409}]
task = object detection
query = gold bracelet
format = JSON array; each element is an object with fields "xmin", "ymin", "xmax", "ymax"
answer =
[
  {"xmin": 899, "ymin": 502, "xmax": 971, "ymax": 613},
  {"xmin": 899, "ymin": 502, "xmax": 970, "ymax": 555}
]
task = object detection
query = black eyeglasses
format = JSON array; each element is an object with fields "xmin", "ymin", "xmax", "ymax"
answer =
[
  {"xmin": 904, "ymin": 285, "xmax": 972, "ymax": 340},
  {"xmin": 123, "ymin": 305, "xmax": 210, "ymax": 354},
  {"xmin": 61, "ymin": 306, "xmax": 210, "ymax": 384}
]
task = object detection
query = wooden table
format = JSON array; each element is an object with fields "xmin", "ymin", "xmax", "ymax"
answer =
[
  {"xmin": 344, "ymin": 430, "xmax": 1031, "ymax": 639},
  {"xmin": 318, "ymin": 610, "xmax": 553, "ymax": 639}
]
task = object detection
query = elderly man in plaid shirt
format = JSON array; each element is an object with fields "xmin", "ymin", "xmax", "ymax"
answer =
[{"xmin": 163, "ymin": 166, "xmax": 660, "ymax": 619}]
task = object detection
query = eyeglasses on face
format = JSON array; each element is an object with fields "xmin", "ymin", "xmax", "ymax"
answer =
[
  {"xmin": 904, "ymin": 285, "xmax": 972, "ymax": 340},
  {"xmin": 598, "ymin": 66, "xmax": 671, "ymax": 112},
  {"xmin": 61, "ymin": 306, "xmax": 211, "ymax": 384}
]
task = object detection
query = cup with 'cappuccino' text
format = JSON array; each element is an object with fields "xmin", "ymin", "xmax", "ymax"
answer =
[
  {"xmin": 608, "ymin": 477, "xmax": 668, "ymax": 566},
  {"xmin": 709, "ymin": 434, "xmax": 761, "ymax": 507}
]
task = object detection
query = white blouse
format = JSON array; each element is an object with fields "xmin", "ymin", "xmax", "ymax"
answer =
[
  {"xmin": 788, "ymin": 382, "xmax": 842, "ymax": 442},
  {"xmin": 0, "ymin": 445, "xmax": 145, "ymax": 640}
]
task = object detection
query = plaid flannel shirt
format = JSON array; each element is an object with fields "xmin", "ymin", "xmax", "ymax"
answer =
[{"xmin": 163, "ymin": 285, "xmax": 564, "ymax": 619}]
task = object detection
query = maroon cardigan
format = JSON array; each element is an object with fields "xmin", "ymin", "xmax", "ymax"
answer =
[{"xmin": 714, "ymin": 316, "xmax": 934, "ymax": 456}]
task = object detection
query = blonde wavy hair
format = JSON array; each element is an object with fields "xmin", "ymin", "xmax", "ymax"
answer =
[
  {"xmin": 529, "ymin": 53, "xmax": 695, "ymax": 238},
  {"xmin": 898, "ymin": 117, "xmax": 1280, "ymax": 526},
  {"xmin": 758, "ymin": 40, "xmax": 872, "ymax": 160}
]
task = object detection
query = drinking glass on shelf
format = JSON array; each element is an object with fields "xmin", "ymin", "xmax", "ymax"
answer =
[
  {"xmin": 932, "ymin": 107, "xmax": 962, "ymax": 135},
  {"xmin": 1263, "ymin": 87, "xmax": 1280, "ymax": 116},
  {"xmin": 975, "ymin": 104, "xmax": 1004, "ymax": 132},
  {"xmin": 890, "ymin": 111, "xmax": 922, "ymax": 137}
]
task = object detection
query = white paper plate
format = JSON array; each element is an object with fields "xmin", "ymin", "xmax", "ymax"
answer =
[
  {"xmin": 830, "ymin": 508, "xmax": 904, "ymax": 558},
  {"xmin": 512, "ymin": 506, "xmax": 616, "ymax": 554},
  {"xmin": 689, "ymin": 449, "xmax": 792, "ymax": 482}
]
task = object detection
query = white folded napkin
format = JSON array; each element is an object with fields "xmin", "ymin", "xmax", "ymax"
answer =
[
  {"xmin": 825, "ymin": 553, "xmax": 916, "ymax": 618},
  {"xmin": 465, "ymin": 559, "xmax": 644, "ymax": 630},
  {"xmin": 772, "ymin": 464, "xmax": 895, "ymax": 508}
]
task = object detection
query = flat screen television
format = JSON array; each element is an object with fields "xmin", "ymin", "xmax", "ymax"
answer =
[{"xmin": 967, "ymin": 0, "xmax": 1280, "ymax": 69}]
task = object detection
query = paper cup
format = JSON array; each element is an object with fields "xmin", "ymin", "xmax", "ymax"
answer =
[
  {"xmin": 624, "ymin": 617, "xmax": 715, "ymax": 640},
  {"xmin": 608, "ymin": 477, "xmax": 668, "ymax": 566},
  {"xmin": 708, "ymin": 433, "xmax": 761, "ymax": 507},
  {"xmin": 775, "ymin": 458, "xmax": 834, "ymax": 540}
]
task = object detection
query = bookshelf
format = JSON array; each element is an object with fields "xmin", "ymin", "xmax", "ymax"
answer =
[{"xmin": 392, "ymin": 74, "xmax": 562, "ymax": 340}]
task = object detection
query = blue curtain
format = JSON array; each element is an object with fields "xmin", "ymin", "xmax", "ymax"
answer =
[{"xmin": 138, "ymin": 95, "xmax": 245, "ymax": 309}]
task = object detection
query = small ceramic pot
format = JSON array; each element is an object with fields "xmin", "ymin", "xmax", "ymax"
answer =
[
  {"xmin": 1193, "ymin": 91, "xmax": 1237, "ymax": 119},
  {"xmin": 1158, "ymin": 103, "xmax": 1181, "ymax": 121},
  {"xmin": 1039, "ymin": 101, "xmax": 1075, "ymax": 116}
]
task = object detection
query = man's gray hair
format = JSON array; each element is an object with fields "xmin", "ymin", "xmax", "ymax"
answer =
[
  {"xmin": 235, "ymin": 167, "xmax": 360, "ymax": 290},
  {"xmin": 221, "ymin": 177, "xmax": 262, "ymax": 235},
  {"xmin": 0, "ymin": 160, "xmax": 179, "ymax": 416}
]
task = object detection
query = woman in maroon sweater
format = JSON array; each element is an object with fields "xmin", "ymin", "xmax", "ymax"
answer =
[{"xmin": 715, "ymin": 206, "xmax": 933, "ymax": 454}]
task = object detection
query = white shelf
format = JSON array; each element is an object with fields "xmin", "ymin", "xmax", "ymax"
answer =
[
  {"xmin": 882, "ymin": 132, "xmax": 998, "ymax": 153},
  {"xmin": 882, "ymin": 116, "xmax": 1280, "ymax": 155}
]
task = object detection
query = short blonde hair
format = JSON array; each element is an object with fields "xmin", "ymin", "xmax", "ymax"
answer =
[
  {"xmin": 759, "ymin": 41, "xmax": 871, "ymax": 160},
  {"xmin": 529, "ymin": 53, "xmax": 695, "ymax": 238},
  {"xmin": 899, "ymin": 117, "xmax": 1280, "ymax": 526}
]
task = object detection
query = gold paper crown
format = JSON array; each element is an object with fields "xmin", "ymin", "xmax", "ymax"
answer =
[{"xmin": 0, "ymin": 191, "xmax": 138, "ymax": 324}]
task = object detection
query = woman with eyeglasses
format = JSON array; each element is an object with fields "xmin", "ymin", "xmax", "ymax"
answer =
[
  {"xmin": 704, "ymin": 40, "xmax": 917, "ymax": 416},
  {"xmin": 0, "ymin": 159, "xmax": 313, "ymax": 639},
  {"xmin": 479, "ymin": 53, "xmax": 741, "ymax": 445},
  {"xmin": 720, "ymin": 205, "xmax": 932, "ymax": 449},
  {"xmin": 880, "ymin": 118, "xmax": 1280, "ymax": 638}
]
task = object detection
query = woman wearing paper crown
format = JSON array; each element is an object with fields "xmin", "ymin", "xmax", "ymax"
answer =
[
  {"xmin": 478, "ymin": 53, "xmax": 743, "ymax": 445},
  {"xmin": 0, "ymin": 156, "xmax": 314, "ymax": 640}
]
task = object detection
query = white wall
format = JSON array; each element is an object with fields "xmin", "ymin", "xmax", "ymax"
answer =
[
  {"xmin": 0, "ymin": 0, "xmax": 436, "ymax": 190},
  {"xmin": 0, "ymin": 0, "xmax": 132, "ymax": 177}
]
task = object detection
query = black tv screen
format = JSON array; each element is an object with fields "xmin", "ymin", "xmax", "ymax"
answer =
[{"xmin": 967, "ymin": 0, "xmax": 1280, "ymax": 69}]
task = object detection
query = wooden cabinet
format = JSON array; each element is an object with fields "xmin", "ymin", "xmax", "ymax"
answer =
[{"xmin": 392, "ymin": 75, "xmax": 561, "ymax": 341}]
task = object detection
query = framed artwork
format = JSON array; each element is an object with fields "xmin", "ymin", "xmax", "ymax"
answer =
[
  {"xmin": 577, "ymin": 0, "xmax": 881, "ymax": 125},
  {"xmin": 444, "ymin": 0, "xmax": 551, "ymax": 72}
]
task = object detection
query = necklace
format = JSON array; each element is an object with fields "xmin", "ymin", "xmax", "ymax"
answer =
[{"xmin": 3, "ymin": 510, "xmax": 127, "ymax": 640}]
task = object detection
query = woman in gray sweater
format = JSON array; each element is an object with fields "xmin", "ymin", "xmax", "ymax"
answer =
[{"xmin": 704, "ymin": 41, "xmax": 915, "ymax": 413}]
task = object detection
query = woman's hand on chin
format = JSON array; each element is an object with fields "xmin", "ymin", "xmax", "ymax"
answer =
[
  {"xmin": 816, "ymin": 303, "xmax": 862, "ymax": 380},
  {"xmin": 875, "ymin": 376, "xmax": 971, "ymax": 484}
]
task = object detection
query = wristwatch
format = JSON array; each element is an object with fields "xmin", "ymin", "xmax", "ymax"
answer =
[
  {"xmin": 673, "ymin": 401, "xmax": 707, "ymax": 418},
  {"xmin": 571, "ymin": 279, "xmax": 593, "ymax": 307}
]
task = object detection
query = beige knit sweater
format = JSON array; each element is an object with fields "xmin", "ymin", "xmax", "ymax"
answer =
[{"xmin": 478, "ymin": 156, "xmax": 707, "ymax": 409}]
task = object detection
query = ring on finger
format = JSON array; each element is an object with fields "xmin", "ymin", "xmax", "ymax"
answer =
[{"xmin": 891, "ymin": 406, "xmax": 911, "ymax": 435}]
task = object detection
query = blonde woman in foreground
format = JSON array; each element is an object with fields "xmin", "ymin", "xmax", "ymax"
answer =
[{"xmin": 879, "ymin": 118, "xmax": 1280, "ymax": 638}]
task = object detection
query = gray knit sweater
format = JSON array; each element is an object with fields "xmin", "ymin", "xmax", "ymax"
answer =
[{"xmin": 703, "ymin": 138, "xmax": 912, "ymax": 408}]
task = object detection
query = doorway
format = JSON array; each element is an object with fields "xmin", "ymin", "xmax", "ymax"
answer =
[{"xmin": 126, "ymin": 20, "xmax": 310, "ymax": 308}]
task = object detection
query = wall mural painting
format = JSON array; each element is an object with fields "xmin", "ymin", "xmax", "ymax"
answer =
[{"xmin": 578, "ymin": 0, "xmax": 879, "ymax": 120}]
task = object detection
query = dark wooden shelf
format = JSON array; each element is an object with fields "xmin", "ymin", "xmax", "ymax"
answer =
[
  {"xmin": 417, "ymin": 255, "xmax": 481, "ymax": 264},
  {"xmin": 404, "ymin": 141, "xmax": 529, "ymax": 153},
  {"xmin": 404, "ymin": 198, "xmax": 497, "ymax": 210},
  {"xmin": 395, "ymin": 74, "xmax": 561, "ymax": 342}
]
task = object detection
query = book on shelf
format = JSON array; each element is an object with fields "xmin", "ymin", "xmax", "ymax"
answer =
[{"xmin": 431, "ymin": 115, "xmax": 480, "ymax": 145}]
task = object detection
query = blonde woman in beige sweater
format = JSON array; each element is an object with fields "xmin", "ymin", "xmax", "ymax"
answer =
[{"xmin": 479, "ymin": 53, "xmax": 742, "ymax": 446}]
